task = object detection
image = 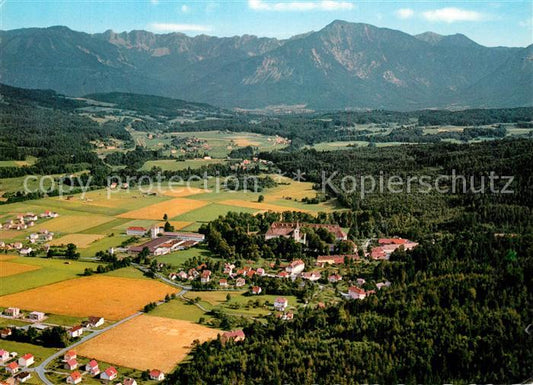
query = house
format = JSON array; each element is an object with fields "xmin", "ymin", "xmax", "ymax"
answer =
[
  {"xmin": 356, "ymin": 278, "xmax": 366, "ymax": 286},
  {"xmin": 123, "ymin": 378, "xmax": 138, "ymax": 385},
  {"xmin": 64, "ymin": 359, "xmax": 78, "ymax": 370},
  {"xmin": 301, "ymin": 271, "xmax": 321, "ymax": 281},
  {"xmin": 256, "ymin": 267, "xmax": 265, "ymax": 276},
  {"xmin": 15, "ymin": 372, "xmax": 31, "ymax": 383},
  {"xmin": 177, "ymin": 271, "xmax": 188, "ymax": 280},
  {"xmin": 246, "ymin": 269, "xmax": 256, "ymax": 278},
  {"xmin": 4, "ymin": 308, "xmax": 20, "ymax": 317},
  {"xmin": 68, "ymin": 325, "xmax": 83, "ymax": 338},
  {"xmin": 274, "ymin": 297, "xmax": 288, "ymax": 311},
  {"xmin": 376, "ymin": 281, "xmax": 392, "ymax": 290},
  {"xmin": 18, "ymin": 354, "xmax": 34, "ymax": 367},
  {"xmin": 328, "ymin": 274, "xmax": 342, "ymax": 283},
  {"xmin": 0, "ymin": 349, "xmax": 9, "ymax": 363},
  {"xmin": 200, "ymin": 270, "xmax": 211, "ymax": 283},
  {"xmin": 149, "ymin": 369, "xmax": 165, "ymax": 381},
  {"xmin": 316, "ymin": 254, "xmax": 358, "ymax": 267},
  {"xmin": 19, "ymin": 247, "xmax": 33, "ymax": 256},
  {"xmin": 251, "ymin": 286, "xmax": 262, "ymax": 295},
  {"xmin": 85, "ymin": 360, "xmax": 100, "ymax": 376},
  {"xmin": 235, "ymin": 278, "xmax": 246, "ymax": 287},
  {"xmin": 221, "ymin": 330, "xmax": 245, "ymax": 343},
  {"xmin": 286, "ymin": 259, "xmax": 305, "ymax": 275},
  {"xmin": 41, "ymin": 211, "xmax": 59, "ymax": 218},
  {"xmin": 219, "ymin": 279, "xmax": 228, "ymax": 287},
  {"xmin": 348, "ymin": 286, "xmax": 366, "ymax": 300},
  {"xmin": 370, "ymin": 247, "xmax": 388, "ymax": 260},
  {"xmin": 87, "ymin": 316, "xmax": 104, "ymax": 328},
  {"xmin": 223, "ymin": 263, "xmax": 235, "ymax": 275},
  {"xmin": 278, "ymin": 271, "xmax": 289, "ymax": 279},
  {"xmin": 12, "ymin": 242, "xmax": 23, "ymax": 250},
  {"xmin": 0, "ymin": 328, "xmax": 12, "ymax": 339},
  {"xmin": 28, "ymin": 311, "xmax": 45, "ymax": 321},
  {"xmin": 282, "ymin": 312, "xmax": 294, "ymax": 321},
  {"xmin": 6, "ymin": 361, "xmax": 19, "ymax": 375},
  {"xmin": 64, "ymin": 350, "xmax": 77, "ymax": 361},
  {"xmin": 100, "ymin": 367, "xmax": 118, "ymax": 381},
  {"xmin": 66, "ymin": 371, "xmax": 82, "ymax": 384},
  {"xmin": 109, "ymin": 182, "xmax": 118, "ymax": 190},
  {"xmin": 168, "ymin": 273, "xmax": 178, "ymax": 280},
  {"xmin": 126, "ymin": 227, "xmax": 147, "ymax": 236}
]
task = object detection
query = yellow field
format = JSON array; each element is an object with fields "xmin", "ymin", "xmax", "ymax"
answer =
[
  {"xmin": 0, "ymin": 260, "xmax": 41, "ymax": 277},
  {"xmin": 220, "ymin": 199, "xmax": 311, "ymax": 213},
  {"xmin": 34, "ymin": 215, "xmax": 114, "ymax": 233},
  {"xmin": 266, "ymin": 180, "xmax": 318, "ymax": 201},
  {"xmin": 118, "ymin": 198, "xmax": 208, "ymax": 220},
  {"xmin": 0, "ymin": 276, "xmax": 176, "ymax": 320},
  {"xmin": 159, "ymin": 187, "xmax": 209, "ymax": 197},
  {"xmin": 76, "ymin": 315, "xmax": 220, "ymax": 372},
  {"xmin": 50, "ymin": 233, "xmax": 105, "ymax": 248},
  {"xmin": 233, "ymin": 137, "xmax": 260, "ymax": 146},
  {"xmin": 0, "ymin": 230, "xmax": 21, "ymax": 240}
]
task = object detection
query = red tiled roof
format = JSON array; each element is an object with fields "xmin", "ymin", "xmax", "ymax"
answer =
[
  {"xmin": 7, "ymin": 362, "xmax": 18, "ymax": 369},
  {"xmin": 378, "ymin": 238, "xmax": 407, "ymax": 245},
  {"xmin": 349, "ymin": 286, "xmax": 366, "ymax": 294},
  {"xmin": 150, "ymin": 369, "xmax": 163, "ymax": 377},
  {"xmin": 21, "ymin": 353, "xmax": 33, "ymax": 360},
  {"xmin": 127, "ymin": 227, "xmax": 146, "ymax": 231},
  {"xmin": 104, "ymin": 367, "xmax": 118, "ymax": 376},
  {"xmin": 69, "ymin": 371, "xmax": 82, "ymax": 380},
  {"xmin": 87, "ymin": 360, "xmax": 98, "ymax": 368}
]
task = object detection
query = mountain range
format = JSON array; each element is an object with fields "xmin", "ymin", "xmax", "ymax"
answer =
[{"xmin": 1, "ymin": 20, "xmax": 531, "ymax": 110}]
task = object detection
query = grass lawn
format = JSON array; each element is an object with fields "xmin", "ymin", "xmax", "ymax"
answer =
[
  {"xmin": 43, "ymin": 313, "xmax": 86, "ymax": 327},
  {"xmin": 149, "ymin": 298, "xmax": 211, "ymax": 323},
  {"xmin": 141, "ymin": 158, "xmax": 225, "ymax": 171},
  {"xmin": 0, "ymin": 340, "xmax": 58, "ymax": 366},
  {"xmin": 104, "ymin": 266, "xmax": 150, "ymax": 280},
  {"xmin": 0, "ymin": 256, "xmax": 99, "ymax": 296},
  {"xmin": 172, "ymin": 202, "xmax": 256, "ymax": 223},
  {"xmin": 156, "ymin": 247, "xmax": 213, "ymax": 266}
]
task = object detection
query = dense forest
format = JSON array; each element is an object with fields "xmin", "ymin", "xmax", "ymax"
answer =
[{"xmin": 167, "ymin": 139, "xmax": 532, "ymax": 385}]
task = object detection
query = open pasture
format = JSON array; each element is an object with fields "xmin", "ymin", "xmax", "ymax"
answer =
[
  {"xmin": 50, "ymin": 233, "xmax": 105, "ymax": 248},
  {"xmin": 0, "ymin": 275, "xmax": 176, "ymax": 319},
  {"xmin": 76, "ymin": 315, "xmax": 219, "ymax": 372},
  {"xmin": 33, "ymin": 214, "xmax": 115, "ymax": 234},
  {"xmin": 0, "ymin": 256, "xmax": 98, "ymax": 296},
  {"xmin": 118, "ymin": 197, "xmax": 208, "ymax": 220},
  {"xmin": 141, "ymin": 158, "xmax": 225, "ymax": 171}
]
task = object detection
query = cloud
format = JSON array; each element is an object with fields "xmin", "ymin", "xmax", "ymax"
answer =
[
  {"xmin": 180, "ymin": 4, "xmax": 190, "ymax": 13},
  {"xmin": 149, "ymin": 23, "xmax": 211, "ymax": 32},
  {"xmin": 519, "ymin": 19, "xmax": 532, "ymax": 29},
  {"xmin": 422, "ymin": 7, "xmax": 485, "ymax": 23},
  {"xmin": 248, "ymin": 0, "xmax": 355, "ymax": 12},
  {"xmin": 395, "ymin": 8, "xmax": 414, "ymax": 19},
  {"xmin": 150, "ymin": 0, "xmax": 159, "ymax": 4}
]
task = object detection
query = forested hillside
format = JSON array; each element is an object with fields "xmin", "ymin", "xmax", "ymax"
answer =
[{"xmin": 167, "ymin": 139, "xmax": 532, "ymax": 384}]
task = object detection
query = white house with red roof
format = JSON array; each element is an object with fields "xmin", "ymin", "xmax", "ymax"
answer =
[
  {"xmin": 100, "ymin": 366, "xmax": 118, "ymax": 381},
  {"xmin": 123, "ymin": 378, "xmax": 138, "ymax": 385},
  {"xmin": 328, "ymin": 274, "xmax": 342, "ymax": 283},
  {"xmin": 66, "ymin": 371, "xmax": 82, "ymax": 384},
  {"xmin": 251, "ymin": 286, "xmax": 262, "ymax": 295},
  {"xmin": 219, "ymin": 279, "xmax": 228, "ymax": 287},
  {"xmin": 235, "ymin": 277, "xmax": 246, "ymax": 287},
  {"xmin": 6, "ymin": 361, "xmax": 19, "ymax": 375},
  {"xmin": 63, "ymin": 350, "xmax": 76, "ymax": 361},
  {"xmin": 0, "ymin": 349, "xmax": 9, "ymax": 363},
  {"xmin": 18, "ymin": 354, "xmax": 34, "ymax": 367},
  {"xmin": 200, "ymin": 270, "xmax": 211, "ymax": 283},
  {"xmin": 256, "ymin": 267, "xmax": 265, "ymax": 276},
  {"xmin": 301, "ymin": 271, "xmax": 321, "ymax": 281},
  {"xmin": 221, "ymin": 330, "xmax": 245, "ymax": 343},
  {"xmin": 87, "ymin": 316, "xmax": 104, "ymax": 328},
  {"xmin": 68, "ymin": 325, "xmax": 83, "ymax": 338},
  {"xmin": 274, "ymin": 297, "xmax": 288, "ymax": 311},
  {"xmin": 285, "ymin": 259, "xmax": 305, "ymax": 275},
  {"xmin": 149, "ymin": 369, "xmax": 165, "ymax": 381},
  {"xmin": 348, "ymin": 286, "xmax": 367, "ymax": 300},
  {"xmin": 64, "ymin": 359, "xmax": 78, "ymax": 371},
  {"xmin": 85, "ymin": 359, "xmax": 100, "ymax": 375},
  {"xmin": 4, "ymin": 307, "xmax": 20, "ymax": 318},
  {"xmin": 126, "ymin": 226, "xmax": 147, "ymax": 236}
]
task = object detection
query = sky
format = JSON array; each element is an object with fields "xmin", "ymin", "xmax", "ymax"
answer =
[{"xmin": 1, "ymin": 0, "xmax": 532, "ymax": 47}]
